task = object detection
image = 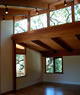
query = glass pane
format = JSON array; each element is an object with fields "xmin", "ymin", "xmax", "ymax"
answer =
[
  {"xmin": 30, "ymin": 13, "xmax": 47, "ymax": 31},
  {"xmin": 55, "ymin": 58, "xmax": 62, "ymax": 73},
  {"xmin": 15, "ymin": 19, "xmax": 28, "ymax": 34},
  {"xmin": 16, "ymin": 54, "xmax": 25, "ymax": 77},
  {"xmin": 74, "ymin": 4, "xmax": 80, "ymax": 21},
  {"xmin": 50, "ymin": 6, "xmax": 72, "ymax": 26},
  {"xmin": 46, "ymin": 57, "xmax": 54, "ymax": 73}
]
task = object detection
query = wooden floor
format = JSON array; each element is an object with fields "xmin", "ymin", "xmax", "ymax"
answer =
[{"xmin": 4, "ymin": 83, "xmax": 80, "ymax": 95}]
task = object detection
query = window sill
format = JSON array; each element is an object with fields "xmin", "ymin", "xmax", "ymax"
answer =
[{"xmin": 16, "ymin": 74, "xmax": 28, "ymax": 78}]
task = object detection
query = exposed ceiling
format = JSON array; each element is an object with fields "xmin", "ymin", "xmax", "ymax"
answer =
[
  {"xmin": 12, "ymin": 21, "xmax": 80, "ymax": 56},
  {"xmin": 0, "ymin": 0, "xmax": 79, "ymax": 17}
]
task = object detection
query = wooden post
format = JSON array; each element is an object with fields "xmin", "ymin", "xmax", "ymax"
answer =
[
  {"xmin": 13, "ymin": 16, "xmax": 15, "ymax": 34},
  {"xmin": 27, "ymin": 11, "xmax": 30, "ymax": 31},
  {"xmin": 47, "ymin": 4, "xmax": 50, "ymax": 27},
  {"xmin": 72, "ymin": 0, "xmax": 75, "ymax": 23}
]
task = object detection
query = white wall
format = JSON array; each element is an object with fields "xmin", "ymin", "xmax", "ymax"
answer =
[
  {"xmin": 43, "ymin": 56, "xmax": 80, "ymax": 85},
  {"xmin": 16, "ymin": 48, "xmax": 42, "ymax": 90},
  {"xmin": 0, "ymin": 20, "xmax": 43, "ymax": 93},
  {"xmin": 0, "ymin": 20, "xmax": 13, "ymax": 94}
]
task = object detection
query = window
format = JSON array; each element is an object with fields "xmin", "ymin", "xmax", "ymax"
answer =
[
  {"xmin": 16, "ymin": 54, "xmax": 26, "ymax": 77},
  {"xmin": 45, "ymin": 57, "xmax": 63, "ymax": 74},
  {"xmin": 16, "ymin": 44, "xmax": 26, "ymax": 78},
  {"xmin": 74, "ymin": 4, "xmax": 80, "ymax": 21},
  {"xmin": 15, "ymin": 19, "xmax": 28, "ymax": 34},
  {"xmin": 50, "ymin": 6, "xmax": 72, "ymax": 26},
  {"xmin": 46, "ymin": 57, "xmax": 54, "ymax": 73},
  {"xmin": 30, "ymin": 13, "xmax": 47, "ymax": 31}
]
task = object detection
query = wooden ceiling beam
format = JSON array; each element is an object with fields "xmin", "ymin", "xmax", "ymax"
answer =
[
  {"xmin": 51, "ymin": 37, "xmax": 72, "ymax": 52},
  {"xmin": 76, "ymin": 34, "xmax": 80, "ymax": 40},
  {"xmin": 32, "ymin": 40, "xmax": 56, "ymax": 53},
  {"xmin": 0, "ymin": 0, "xmax": 48, "ymax": 9},
  {"xmin": 12, "ymin": 22, "xmax": 80, "ymax": 43},
  {"xmin": 41, "ymin": 50, "xmax": 80, "ymax": 57},
  {"xmin": 0, "ymin": 8, "xmax": 28, "ymax": 16}
]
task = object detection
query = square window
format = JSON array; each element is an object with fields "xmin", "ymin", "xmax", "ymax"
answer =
[{"xmin": 45, "ymin": 57, "xmax": 63, "ymax": 74}]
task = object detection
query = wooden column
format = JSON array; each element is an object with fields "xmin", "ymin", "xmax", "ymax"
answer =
[
  {"xmin": 72, "ymin": 0, "xmax": 75, "ymax": 23},
  {"xmin": 13, "ymin": 16, "xmax": 15, "ymax": 34},
  {"xmin": 47, "ymin": 4, "xmax": 50, "ymax": 27},
  {"xmin": 27, "ymin": 11, "xmax": 30, "ymax": 31}
]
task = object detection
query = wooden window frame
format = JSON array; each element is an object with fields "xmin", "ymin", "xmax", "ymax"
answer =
[
  {"xmin": 16, "ymin": 45, "xmax": 27, "ymax": 78},
  {"xmin": 45, "ymin": 57, "xmax": 63, "ymax": 74}
]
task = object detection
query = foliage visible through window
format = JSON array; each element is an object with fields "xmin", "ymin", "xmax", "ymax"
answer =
[
  {"xmin": 15, "ymin": 19, "xmax": 28, "ymax": 34},
  {"xmin": 16, "ymin": 54, "xmax": 25, "ymax": 77},
  {"xmin": 46, "ymin": 57, "xmax": 54, "ymax": 73},
  {"xmin": 30, "ymin": 13, "xmax": 47, "ymax": 31},
  {"xmin": 74, "ymin": 4, "xmax": 80, "ymax": 21},
  {"xmin": 55, "ymin": 58, "xmax": 63, "ymax": 73},
  {"xmin": 50, "ymin": 6, "xmax": 72, "ymax": 26},
  {"xmin": 46, "ymin": 57, "xmax": 63, "ymax": 74}
]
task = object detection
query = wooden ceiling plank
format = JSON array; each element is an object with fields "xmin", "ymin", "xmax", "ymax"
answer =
[
  {"xmin": 32, "ymin": 40, "xmax": 56, "ymax": 53},
  {"xmin": 51, "ymin": 37, "xmax": 72, "ymax": 52}
]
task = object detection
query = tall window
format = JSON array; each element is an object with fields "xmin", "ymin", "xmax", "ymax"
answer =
[
  {"xmin": 74, "ymin": 4, "xmax": 80, "ymax": 21},
  {"xmin": 50, "ymin": 6, "xmax": 72, "ymax": 26},
  {"xmin": 30, "ymin": 13, "xmax": 47, "ymax": 31},
  {"xmin": 15, "ymin": 19, "xmax": 28, "ymax": 34},
  {"xmin": 45, "ymin": 57, "xmax": 63, "ymax": 74},
  {"xmin": 16, "ymin": 54, "xmax": 25, "ymax": 77},
  {"xmin": 16, "ymin": 44, "xmax": 26, "ymax": 78},
  {"xmin": 46, "ymin": 57, "xmax": 54, "ymax": 73}
]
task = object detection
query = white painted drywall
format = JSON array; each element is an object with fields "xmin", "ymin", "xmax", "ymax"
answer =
[
  {"xmin": 0, "ymin": 21, "xmax": 1, "ymax": 94},
  {"xmin": 0, "ymin": 20, "xmax": 43, "ymax": 93},
  {"xmin": 16, "ymin": 48, "xmax": 42, "ymax": 90},
  {"xmin": 43, "ymin": 56, "xmax": 80, "ymax": 85},
  {"xmin": 0, "ymin": 20, "xmax": 13, "ymax": 93}
]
